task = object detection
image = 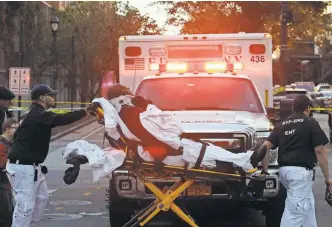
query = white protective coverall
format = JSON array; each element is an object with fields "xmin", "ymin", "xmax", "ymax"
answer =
[
  {"xmin": 5, "ymin": 162, "xmax": 48, "ymax": 227},
  {"xmin": 279, "ymin": 166, "xmax": 316, "ymax": 227}
]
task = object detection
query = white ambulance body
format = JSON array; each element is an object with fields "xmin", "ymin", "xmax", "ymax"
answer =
[{"xmin": 118, "ymin": 33, "xmax": 273, "ymax": 108}]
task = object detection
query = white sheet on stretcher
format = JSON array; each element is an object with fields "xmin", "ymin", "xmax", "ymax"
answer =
[
  {"xmin": 62, "ymin": 97, "xmax": 256, "ymax": 183},
  {"xmin": 62, "ymin": 140, "xmax": 126, "ymax": 183}
]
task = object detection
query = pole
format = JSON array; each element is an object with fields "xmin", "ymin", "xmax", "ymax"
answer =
[
  {"xmin": 18, "ymin": 17, "xmax": 24, "ymax": 121},
  {"xmin": 71, "ymin": 35, "xmax": 75, "ymax": 109},
  {"xmin": 280, "ymin": 2, "xmax": 288, "ymax": 86},
  {"xmin": 52, "ymin": 31, "xmax": 57, "ymax": 107}
]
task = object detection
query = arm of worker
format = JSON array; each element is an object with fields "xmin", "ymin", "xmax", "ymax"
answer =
[
  {"xmin": 311, "ymin": 119, "xmax": 331, "ymax": 185},
  {"xmin": 42, "ymin": 106, "xmax": 91, "ymax": 128},
  {"xmin": 259, "ymin": 141, "xmax": 274, "ymax": 174},
  {"xmin": 260, "ymin": 125, "xmax": 280, "ymax": 173}
]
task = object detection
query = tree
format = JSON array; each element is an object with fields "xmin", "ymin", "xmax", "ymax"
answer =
[
  {"xmin": 154, "ymin": 1, "xmax": 332, "ymax": 49},
  {"xmin": 0, "ymin": 2, "xmax": 54, "ymax": 82},
  {"xmin": 56, "ymin": 1, "xmax": 161, "ymax": 102},
  {"xmin": 0, "ymin": 1, "xmax": 161, "ymax": 102}
]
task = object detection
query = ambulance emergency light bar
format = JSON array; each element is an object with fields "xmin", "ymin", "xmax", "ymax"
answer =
[{"xmin": 149, "ymin": 62, "xmax": 244, "ymax": 74}]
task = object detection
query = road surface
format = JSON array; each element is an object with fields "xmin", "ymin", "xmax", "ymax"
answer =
[{"xmin": 35, "ymin": 113, "xmax": 332, "ymax": 227}]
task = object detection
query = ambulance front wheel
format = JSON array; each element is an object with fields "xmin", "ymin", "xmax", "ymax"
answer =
[{"xmin": 264, "ymin": 184, "xmax": 287, "ymax": 227}]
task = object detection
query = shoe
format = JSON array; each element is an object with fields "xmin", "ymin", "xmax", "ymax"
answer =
[
  {"xmin": 63, "ymin": 167, "xmax": 80, "ymax": 185},
  {"xmin": 66, "ymin": 155, "xmax": 88, "ymax": 167}
]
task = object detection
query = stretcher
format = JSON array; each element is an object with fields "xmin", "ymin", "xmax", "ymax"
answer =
[{"xmin": 91, "ymin": 104, "xmax": 266, "ymax": 227}]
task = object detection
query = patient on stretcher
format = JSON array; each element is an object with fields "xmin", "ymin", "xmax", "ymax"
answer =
[{"xmin": 63, "ymin": 84, "xmax": 267, "ymax": 183}]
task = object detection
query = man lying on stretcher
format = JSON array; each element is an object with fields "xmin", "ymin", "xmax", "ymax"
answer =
[{"xmin": 67, "ymin": 84, "xmax": 267, "ymax": 175}]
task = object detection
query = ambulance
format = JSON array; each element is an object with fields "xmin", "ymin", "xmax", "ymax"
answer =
[
  {"xmin": 107, "ymin": 33, "xmax": 285, "ymax": 227},
  {"xmin": 118, "ymin": 33, "xmax": 273, "ymax": 108}
]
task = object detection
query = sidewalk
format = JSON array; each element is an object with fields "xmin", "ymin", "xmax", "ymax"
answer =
[{"xmin": 51, "ymin": 115, "xmax": 95, "ymax": 141}]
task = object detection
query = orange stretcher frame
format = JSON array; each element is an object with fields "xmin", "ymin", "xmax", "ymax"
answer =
[{"xmin": 92, "ymin": 105, "xmax": 264, "ymax": 227}]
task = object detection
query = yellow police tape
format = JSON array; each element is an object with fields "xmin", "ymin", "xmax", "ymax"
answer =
[
  {"xmin": 8, "ymin": 106, "xmax": 85, "ymax": 114},
  {"xmin": 275, "ymin": 107, "xmax": 332, "ymax": 112},
  {"xmin": 11, "ymin": 100, "xmax": 90, "ymax": 105},
  {"xmin": 273, "ymin": 86, "xmax": 286, "ymax": 95}
]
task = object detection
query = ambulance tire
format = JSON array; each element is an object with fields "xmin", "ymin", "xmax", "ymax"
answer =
[
  {"xmin": 264, "ymin": 184, "xmax": 287, "ymax": 227},
  {"xmin": 108, "ymin": 177, "xmax": 136, "ymax": 227}
]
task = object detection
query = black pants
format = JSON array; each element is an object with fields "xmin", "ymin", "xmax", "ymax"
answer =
[{"xmin": 0, "ymin": 171, "xmax": 13, "ymax": 227}]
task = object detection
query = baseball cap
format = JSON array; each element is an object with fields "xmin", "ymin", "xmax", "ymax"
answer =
[
  {"xmin": 107, "ymin": 83, "xmax": 133, "ymax": 99},
  {"xmin": 30, "ymin": 84, "xmax": 58, "ymax": 100},
  {"xmin": 0, "ymin": 86, "xmax": 15, "ymax": 100}
]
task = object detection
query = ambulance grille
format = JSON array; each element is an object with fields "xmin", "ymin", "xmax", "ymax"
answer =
[{"xmin": 180, "ymin": 133, "xmax": 250, "ymax": 153}]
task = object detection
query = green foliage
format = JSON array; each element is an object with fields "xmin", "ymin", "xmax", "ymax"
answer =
[
  {"xmin": 0, "ymin": 2, "xmax": 53, "ymax": 76},
  {"xmin": 154, "ymin": 1, "xmax": 332, "ymax": 49},
  {"xmin": 0, "ymin": 1, "xmax": 160, "ymax": 101},
  {"xmin": 56, "ymin": 1, "xmax": 161, "ymax": 101}
]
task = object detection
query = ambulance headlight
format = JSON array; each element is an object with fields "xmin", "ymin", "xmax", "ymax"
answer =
[
  {"xmin": 256, "ymin": 131, "xmax": 270, "ymax": 139},
  {"xmin": 256, "ymin": 131, "xmax": 278, "ymax": 165},
  {"xmin": 268, "ymin": 149, "xmax": 278, "ymax": 164}
]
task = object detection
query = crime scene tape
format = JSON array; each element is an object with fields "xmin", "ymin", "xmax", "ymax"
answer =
[
  {"xmin": 8, "ymin": 107, "xmax": 85, "ymax": 114},
  {"xmin": 274, "ymin": 106, "xmax": 332, "ymax": 112},
  {"xmin": 310, "ymin": 107, "xmax": 332, "ymax": 112},
  {"xmin": 273, "ymin": 86, "xmax": 285, "ymax": 95},
  {"xmin": 11, "ymin": 100, "xmax": 91, "ymax": 105}
]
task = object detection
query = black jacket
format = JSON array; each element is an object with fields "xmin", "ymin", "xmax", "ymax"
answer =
[{"xmin": 7, "ymin": 103, "xmax": 87, "ymax": 163}]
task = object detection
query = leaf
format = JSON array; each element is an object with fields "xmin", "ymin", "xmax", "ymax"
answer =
[{"xmin": 160, "ymin": 1, "xmax": 331, "ymax": 49}]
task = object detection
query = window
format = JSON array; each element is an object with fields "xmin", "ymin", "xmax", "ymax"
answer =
[{"xmin": 136, "ymin": 77, "xmax": 264, "ymax": 113}]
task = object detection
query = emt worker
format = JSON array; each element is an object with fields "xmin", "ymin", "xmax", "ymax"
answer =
[
  {"xmin": 259, "ymin": 94, "xmax": 332, "ymax": 227},
  {"xmin": 5, "ymin": 84, "xmax": 91, "ymax": 227}
]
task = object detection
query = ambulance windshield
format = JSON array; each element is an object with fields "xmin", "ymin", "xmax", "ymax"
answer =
[{"xmin": 136, "ymin": 77, "xmax": 264, "ymax": 113}]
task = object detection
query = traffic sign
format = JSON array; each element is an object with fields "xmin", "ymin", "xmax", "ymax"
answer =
[
  {"xmin": 9, "ymin": 67, "xmax": 31, "ymax": 95},
  {"xmin": 9, "ymin": 68, "xmax": 20, "ymax": 94},
  {"xmin": 20, "ymin": 69, "xmax": 30, "ymax": 95}
]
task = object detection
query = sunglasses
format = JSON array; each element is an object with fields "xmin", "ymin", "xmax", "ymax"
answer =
[{"xmin": 43, "ymin": 94, "xmax": 55, "ymax": 98}]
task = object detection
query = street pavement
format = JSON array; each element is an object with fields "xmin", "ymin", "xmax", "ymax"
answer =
[{"xmin": 35, "ymin": 113, "xmax": 332, "ymax": 227}]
